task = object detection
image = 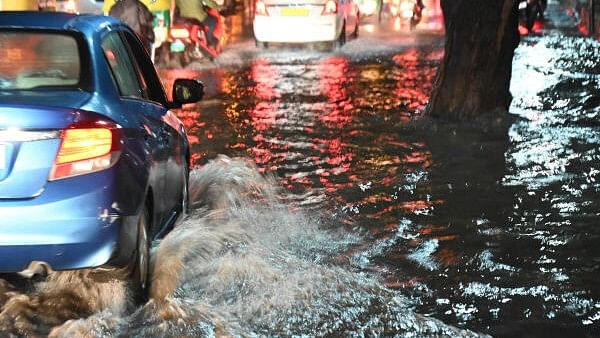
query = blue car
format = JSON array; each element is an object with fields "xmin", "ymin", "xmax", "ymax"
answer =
[{"xmin": 0, "ymin": 11, "xmax": 203, "ymax": 295}]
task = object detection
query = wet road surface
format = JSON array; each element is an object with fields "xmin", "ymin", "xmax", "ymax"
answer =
[
  {"xmin": 157, "ymin": 5, "xmax": 600, "ymax": 336},
  {"xmin": 1, "ymin": 2, "xmax": 599, "ymax": 337}
]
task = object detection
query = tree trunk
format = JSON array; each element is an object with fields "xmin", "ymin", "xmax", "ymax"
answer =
[{"xmin": 426, "ymin": 0, "xmax": 520, "ymax": 120}]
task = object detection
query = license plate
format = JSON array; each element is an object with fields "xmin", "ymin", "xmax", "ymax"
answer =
[
  {"xmin": 0, "ymin": 144, "xmax": 5, "ymax": 170},
  {"xmin": 281, "ymin": 7, "xmax": 309, "ymax": 16}
]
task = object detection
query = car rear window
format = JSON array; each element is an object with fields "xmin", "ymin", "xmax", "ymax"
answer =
[{"xmin": 0, "ymin": 31, "xmax": 82, "ymax": 90}]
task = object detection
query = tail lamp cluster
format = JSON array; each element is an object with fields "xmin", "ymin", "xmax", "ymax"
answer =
[{"xmin": 49, "ymin": 120, "xmax": 122, "ymax": 181}]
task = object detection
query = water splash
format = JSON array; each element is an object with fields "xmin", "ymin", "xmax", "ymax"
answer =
[
  {"xmin": 1, "ymin": 156, "xmax": 485, "ymax": 337},
  {"xmin": 0, "ymin": 270, "xmax": 129, "ymax": 337}
]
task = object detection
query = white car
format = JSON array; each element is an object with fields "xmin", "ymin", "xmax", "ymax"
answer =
[
  {"xmin": 253, "ymin": 0, "xmax": 360, "ymax": 49},
  {"xmin": 38, "ymin": 0, "xmax": 104, "ymax": 14}
]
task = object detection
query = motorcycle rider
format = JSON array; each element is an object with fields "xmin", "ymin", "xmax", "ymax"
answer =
[
  {"xmin": 175, "ymin": 0, "xmax": 222, "ymax": 51},
  {"xmin": 410, "ymin": 0, "xmax": 425, "ymax": 29},
  {"xmin": 108, "ymin": 0, "xmax": 155, "ymax": 53}
]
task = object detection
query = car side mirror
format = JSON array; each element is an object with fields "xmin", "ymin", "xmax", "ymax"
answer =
[{"xmin": 170, "ymin": 79, "xmax": 204, "ymax": 108}]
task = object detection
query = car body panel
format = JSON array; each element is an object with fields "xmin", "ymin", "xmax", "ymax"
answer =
[
  {"xmin": 0, "ymin": 138, "xmax": 60, "ymax": 198},
  {"xmin": 254, "ymin": 14, "xmax": 341, "ymax": 42},
  {"xmin": 0, "ymin": 105, "xmax": 80, "ymax": 198},
  {"xmin": 0, "ymin": 168, "xmax": 128, "ymax": 271}
]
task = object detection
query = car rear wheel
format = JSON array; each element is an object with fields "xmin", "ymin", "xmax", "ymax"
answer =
[
  {"xmin": 130, "ymin": 205, "xmax": 150, "ymax": 302},
  {"xmin": 180, "ymin": 165, "xmax": 190, "ymax": 218}
]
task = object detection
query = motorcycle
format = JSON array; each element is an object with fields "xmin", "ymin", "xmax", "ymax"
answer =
[
  {"xmin": 409, "ymin": 0, "xmax": 423, "ymax": 29},
  {"xmin": 518, "ymin": 0, "xmax": 545, "ymax": 33},
  {"xmin": 162, "ymin": 6, "xmax": 226, "ymax": 67},
  {"xmin": 387, "ymin": 0, "xmax": 423, "ymax": 29}
]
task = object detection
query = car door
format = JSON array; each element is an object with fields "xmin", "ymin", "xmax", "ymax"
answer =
[
  {"xmin": 119, "ymin": 30, "xmax": 186, "ymax": 230},
  {"xmin": 100, "ymin": 30, "xmax": 181, "ymax": 235}
]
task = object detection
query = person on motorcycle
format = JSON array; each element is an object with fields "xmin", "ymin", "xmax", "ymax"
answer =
[
  {"xmin": 175, "ymin": 0, "xmax": 222, "ymax": 50},
  {"xmin": 108, "ymin": 0, "xmax": 155, "ymax": 53},
  {"xmin": 410, "ymin": 0, "xmax": 425, "ymax": 29}
]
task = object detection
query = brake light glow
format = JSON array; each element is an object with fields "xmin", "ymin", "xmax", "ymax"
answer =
[
  {"xmin": 323, "ymin": 0, "xmax": 337, "ymax": 14},
  {"xmin": 255, "ymin": 0, "xmax": 268, "ymax": 16},
  {"xmin": 170, "ymin": 27, "xmax": 190, "ymax": 39},
  {"xmin": 50, "ymin": 124, "xmax": 122, "ymax": 181},
  {"xmin": 55, "ymin": 129, "xmax": 112, "ymax": 164}
]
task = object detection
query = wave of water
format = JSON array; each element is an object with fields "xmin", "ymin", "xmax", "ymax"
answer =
[{"xmin": 0, "ymin": 156, "xmax": 485, "ymax": 337}]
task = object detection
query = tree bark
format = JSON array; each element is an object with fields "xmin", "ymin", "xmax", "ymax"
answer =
[{"xmin": 426, "ymin": 0, "xmax": 520, "ymax": 120}]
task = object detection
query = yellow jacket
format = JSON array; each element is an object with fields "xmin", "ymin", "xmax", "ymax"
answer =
[{"xmin": 175, "ymin": 0, "xmax": 220, "ymax": 22}]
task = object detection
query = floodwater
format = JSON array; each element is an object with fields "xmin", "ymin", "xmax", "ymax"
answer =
[
  {"xmin": 1, "ymin": 13, "xmax": 599, "ymax": 338},
  {"xmin": 158, "ymin": 31, "xmax": 600, "ymax": 336}
]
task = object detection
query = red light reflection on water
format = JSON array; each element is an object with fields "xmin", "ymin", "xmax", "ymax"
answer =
[
  {"xmin": 312, "ymin": 56, "xmax": 358, "ymax": 191},
  {"xmin": 249, "ymin": 59, "xmax": 280, "ymax": 132},
  {"xmin": 392, "ymin": 48, "xmax": 435, "ymax": 115},
  {"xmin": 247, "ymin": 58, "xmax": 283, "ymax": 172},
  {"xmin": 518, "ymin": 21, "xmax": 545, "ymax": 36},
  {"xmin": 317, "ymin": 56, "xmax": 356, "ymax": 129},
  {"xmin": 319, "ymin": 56, "xmax": 349, "ymax": 103},
  {"xmin": 177, "ymin": 110, "xmax": 202, "ymax": 138},
  {"xmin": 251, "ymin": 58, "xmax": 279, "ymax": 101}
]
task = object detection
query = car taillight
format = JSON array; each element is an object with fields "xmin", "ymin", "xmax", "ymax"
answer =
[
  {"xmin": 49, "ymin": 123, "xmax": 122, "ymax": 181},
  {"xmin": 170, "ymin": 27, "xmax": 190, "ymax": 39},
  {"xmin": 322, "ymin": 0, "xmax": 337, "ymax": 14},
  {"xmin": 255, "ymin": 0, "xmax": 268, "ymax": 16}
]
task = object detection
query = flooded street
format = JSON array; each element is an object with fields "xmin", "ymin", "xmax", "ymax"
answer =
[
  {"xmin": 1, "ymin": 2, "xmax": 599, "ymax": 337},
  {"xmin": 156, "ymin": 15, "xmax": 600, "ymax": 337}
]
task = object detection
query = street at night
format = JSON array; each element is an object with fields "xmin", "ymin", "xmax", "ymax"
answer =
[{"xmin": 0, "ymin": 0, "xmax": 599, "ymax": 337}]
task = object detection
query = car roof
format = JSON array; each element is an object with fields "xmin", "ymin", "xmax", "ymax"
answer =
[{"xmin": 0, "ymin": 11, "xmax": 122, "ymax": 34}]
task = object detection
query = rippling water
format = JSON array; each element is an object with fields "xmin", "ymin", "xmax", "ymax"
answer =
[
  {"xmin": 162, "ymin": 32, "xmax": 600, "ymax": 336},
  {"xmin": 1, "ymin": 26, "xmax": 598, "ymax": 338},
  {"xmin": 0, "ymin": 156, "xmax": 483, "ymax": 337}
]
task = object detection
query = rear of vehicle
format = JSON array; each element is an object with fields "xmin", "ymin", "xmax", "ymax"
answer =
[
  {"xmin": 0, "ymin": 28, "xmax": 139, "ymax": 274},
  {"xmin": 253, "ymin": 0, "xmax": 345, "ymax": 44}
]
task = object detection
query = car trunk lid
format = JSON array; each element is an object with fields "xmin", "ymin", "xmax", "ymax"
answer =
[{"xmin": 0, "ymin": 104, "xmax": 81, "ymax": 199}]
